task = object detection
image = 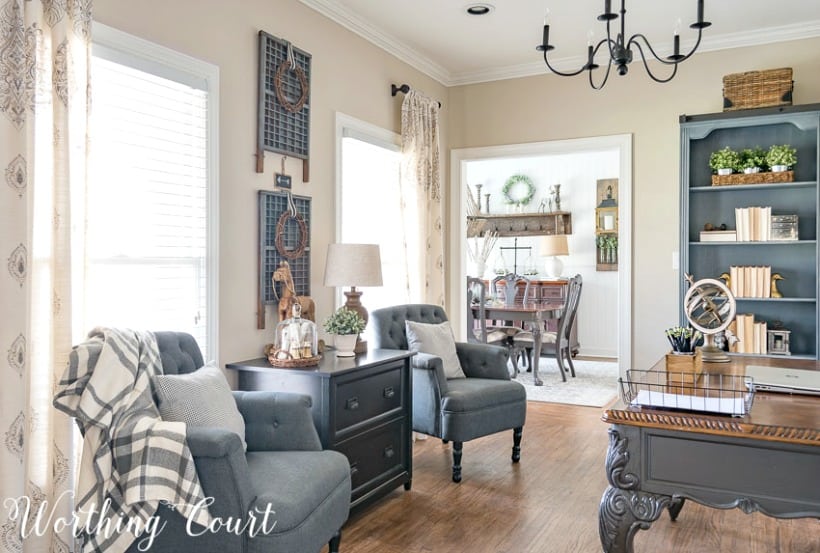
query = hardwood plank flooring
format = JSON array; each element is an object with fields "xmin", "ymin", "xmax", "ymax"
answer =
[{"xmin": 326, "ymin": 401, "xmax": 820, "ymax": 553}]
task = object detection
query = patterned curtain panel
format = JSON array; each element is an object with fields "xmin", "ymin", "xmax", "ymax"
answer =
[
  {"xmin": 400, "ymin": 90, "xmax": 445, "ymax": 306},
  {"xmin": 0, "ymin": 1, "xmax": 91, "ymax": 551}
]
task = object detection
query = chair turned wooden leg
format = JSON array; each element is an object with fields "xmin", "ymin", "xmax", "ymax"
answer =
[
  {"xmin": 329, "ymin": 530, "xmax": 342, "ymax": 553},
  {"xmin": 509, "ymin": 347, "xmax": 520, "ymax": 378},
  {"xmin": 452, "ymin": 441, "xmax": 463, "ymax": 483},
  {"xmin": 565, "ymin": 347, "xmax": 577, "ymax": 378},
  {"xmin": 512, "ymin": 427, "xmax": 522, "ymax": 462}
]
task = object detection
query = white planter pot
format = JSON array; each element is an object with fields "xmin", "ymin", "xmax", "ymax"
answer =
[
  {"xmin": 771, "ymin": 164, "xmax": 788, "ymax": 172},
  {"xmin": 743, "ymin": 167, "xmax": 760, "ymax": 174},
  {"xmin": 717, "ymin": 168, "xmax": 732, "ymax": 176},
  {"xmin": 333, "ymin": 334, "xmax": 358, "ymax": 357}
]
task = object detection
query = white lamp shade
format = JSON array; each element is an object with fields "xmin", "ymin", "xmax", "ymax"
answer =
[
  {"xmin": 323, "ymin": 244, "xmax": 383, "ymax": 287},
  {"xmin": 539, "ymin": 234, "xmax": 569, "ymax": 257}
]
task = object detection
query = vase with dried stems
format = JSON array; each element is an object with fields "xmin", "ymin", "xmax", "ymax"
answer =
[{"xmin": 466, "ymin": 230, "xmax": 498, "ymax": 279}]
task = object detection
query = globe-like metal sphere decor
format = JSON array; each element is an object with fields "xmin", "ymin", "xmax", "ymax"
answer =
[{"xmin": 683, "ymin": 276, "xmax": 737, "ymax": 363}]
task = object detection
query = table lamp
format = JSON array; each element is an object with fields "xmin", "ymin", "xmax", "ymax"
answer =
[
  {"xmin": 540, "ymin": 234, "xmax": 569, "ymax": 278},
  {"xmin": 323, "ymin": 243, "xmax": 383, "ymax": 352}
]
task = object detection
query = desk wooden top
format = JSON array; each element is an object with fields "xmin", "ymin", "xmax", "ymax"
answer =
[{"xmin": 602, "ymin": 356, "xmax": 820, "ymax": 446}]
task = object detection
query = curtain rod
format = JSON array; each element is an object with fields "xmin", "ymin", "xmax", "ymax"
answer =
[{"xmin": 391, "ymin": 83, "xmax": 442, "ymax": 108}]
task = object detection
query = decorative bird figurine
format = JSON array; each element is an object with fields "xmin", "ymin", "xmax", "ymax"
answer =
[
  {"xmin": 719, "ymin": 272, "xmax": 731, "ymax": 290},
  {"xmin": 770, "ymin": 273, "xmax": 785, "ymax": 298}
]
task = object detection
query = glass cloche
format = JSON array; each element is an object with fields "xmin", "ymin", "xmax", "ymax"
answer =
[{"xmin": 269, "ymin": 303, "xmax": 320, "ymax": 366}]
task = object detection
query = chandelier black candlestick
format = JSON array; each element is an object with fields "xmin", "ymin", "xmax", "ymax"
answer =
[{"xmin": 537, "ymin": 0, "xmax": 710, "ymax": 90}]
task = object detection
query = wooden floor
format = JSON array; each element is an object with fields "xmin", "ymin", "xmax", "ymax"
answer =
[{"xmin": 327, "ymin": 401, "xmax": 820, "ymax": 553}]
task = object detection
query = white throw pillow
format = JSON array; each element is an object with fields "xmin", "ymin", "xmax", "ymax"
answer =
[
  {"xmin": 152, "ymin": 361, "xmax": 247, "ymax": 451},
  {"xmin": 405, "ymin": 320, "xmax": 466, "ymax": 379}
]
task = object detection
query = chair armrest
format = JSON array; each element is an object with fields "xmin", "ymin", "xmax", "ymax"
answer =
[
  {"xmin": 411, "ymin": 352, "xmax": 449, "ymax": 393},
  {"xmin": 232, "ymin": 391, "xmax": 322, "ymax": 452},
  {"xmin": 186, "ymin": 427, "xmax": 254, "ymax": 523},
  {"xmin": 455, "ymin": 342, "xmax": 511, "ymax": 380},
  {"xmin": 410, "ymin": 353, "xmax": 447, "ymax": 437}
]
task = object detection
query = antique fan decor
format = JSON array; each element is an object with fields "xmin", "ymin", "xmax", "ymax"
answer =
[{"xmin": 683, "ymin": 275, "xmax": 736, "ymax": 363}]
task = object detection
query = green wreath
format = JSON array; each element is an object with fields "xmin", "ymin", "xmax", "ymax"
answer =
[{"xmin": 502, "ymin": 174, "xmax": 535, "ymax": 206}]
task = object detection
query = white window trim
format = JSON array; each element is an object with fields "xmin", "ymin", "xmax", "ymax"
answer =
[{"xmin": 93, "ymin": 23, "xmax": 220, "ymax": 361}]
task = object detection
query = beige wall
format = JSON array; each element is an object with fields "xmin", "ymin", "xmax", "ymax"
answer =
[
  {"xmin": 91, "ymin": 1, "xmax": 820, "ymax": 370},
  {"xmin": 93, "ymin": 0, "xmax": 449, "ymax": 367},
  {"xmin": 449, "ymin": 38, "xmax": 820, "ymax": 369}
]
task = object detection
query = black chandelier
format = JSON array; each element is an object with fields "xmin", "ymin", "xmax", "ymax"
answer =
[{"xmin": 537, "ymin": 0, "xmax": 711, "ymax": 90}]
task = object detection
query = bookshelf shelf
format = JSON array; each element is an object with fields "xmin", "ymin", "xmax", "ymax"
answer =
[
  {"xmin": 690, "ymin": 240, "xmax": 816, "ymax": 246},
  {"xmin": 680, "ymin": 104, "xmax": 820, "ymax": 359},
  {"xmin": 690, "ymin": 181, "xmax": 816, "ymax": 192}
]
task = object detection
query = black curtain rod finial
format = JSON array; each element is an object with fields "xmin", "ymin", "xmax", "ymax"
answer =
[
  {"xmin": 391, "ymin": 82, "xmax": 442, "ymax": 108},
  {"xmin": 391, "ymin": 83, "xmax": 411, "ymax": 97}
]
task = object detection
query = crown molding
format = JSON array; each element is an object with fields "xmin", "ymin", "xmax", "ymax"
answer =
[
  {"xmin": 298, "ymin": 0, "xmax": 450, "ymax": 85},
  {"xmin": 297, "ymin": 2, "xmax": 820, "ymax": 88}
]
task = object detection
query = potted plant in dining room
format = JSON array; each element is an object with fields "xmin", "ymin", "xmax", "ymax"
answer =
[
  {"xmin": 323, "ymin": 307, "xmax": 366, "ymax": 357},
  {"xmin": 766, "ymin": 144, "xmax": 797, "ymax": 172},
  {"xmin": 709, "ymin": 146, "xmax": 740, "ymax": 175}
]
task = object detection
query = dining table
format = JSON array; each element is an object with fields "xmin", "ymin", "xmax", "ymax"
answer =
[{"xmin": 476, "ymin": 300, "xmax": 564, "ymax": 385}]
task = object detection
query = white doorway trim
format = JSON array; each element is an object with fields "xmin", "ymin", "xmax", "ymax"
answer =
[{"xmin": 449, "ymin": 134, "xmax": 633, "ymax": 375}]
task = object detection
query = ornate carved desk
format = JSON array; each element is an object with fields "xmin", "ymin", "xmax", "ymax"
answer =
[{"xmin": 599, "ymin": 357, "xmax": 820, "ymax": 553}]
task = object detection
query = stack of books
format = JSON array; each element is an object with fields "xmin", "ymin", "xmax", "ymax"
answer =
[
  {"xmin": 729, "ymin": 314, "xmax": 767, "ymax": 354},
  {"xmin": 734, "ymin": 206, "xmax": 771, "ymax": 241},
  {"xmin": 728, "ymin": 265, "xmax": 771, "ymax": 298}
]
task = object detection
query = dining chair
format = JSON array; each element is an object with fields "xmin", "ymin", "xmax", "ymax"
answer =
[
  {"xmin": 466, "ymin": 277, "xmax": 508, "ymax": 346},
  {"xmin": 513, "ymin": 274, "xmax": 583, "ymax": 382},
  {"xmin": 490, "ymin": 273, "xmax": 534, "ymax": 375}
]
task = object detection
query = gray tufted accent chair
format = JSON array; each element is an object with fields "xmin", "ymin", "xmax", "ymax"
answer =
[
  {"xmin": 122, "ymin": 331, "xmax": 351, "ymax": 553},
  {"xmin": 369, "ymin": 305, "xmax": 526, "ymax": 483}
]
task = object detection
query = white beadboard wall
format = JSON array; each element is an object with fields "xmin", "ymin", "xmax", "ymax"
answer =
[{"xmin": 465, "ymin": 149, "xmax": 620, "ymax": 358}]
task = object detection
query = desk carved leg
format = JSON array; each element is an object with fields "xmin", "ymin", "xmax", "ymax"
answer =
[
  {"xmin": 599, "ymin": 428, "xmax": 674, "ymax": 553},
  {"xmin": 599, "ymin": 487, "xmax": 672, "ymax": 553},
  {"xmin": 530, "ymin": 320, "xmax": 544, "ymax": 386}
]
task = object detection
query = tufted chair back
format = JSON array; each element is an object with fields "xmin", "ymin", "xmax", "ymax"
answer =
[
  {"xmin": 370, "ymin": 304, "xmax": 449, "ymax": 350},
  {"xmin": 154, "ymin": 331, "xmax": 204, "ymax": 374}
]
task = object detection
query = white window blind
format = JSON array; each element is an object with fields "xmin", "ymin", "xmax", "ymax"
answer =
[{"xmin": 86, "ymin": 41, "xmax": 211, "ymax": 357}]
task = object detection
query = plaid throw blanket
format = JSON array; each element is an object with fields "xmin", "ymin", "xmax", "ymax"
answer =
[{"xmin": 54, "ymin": 328, "xmax": 211, "ymax": 553}]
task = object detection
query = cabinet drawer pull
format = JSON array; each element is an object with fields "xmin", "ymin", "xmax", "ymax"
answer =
[
  {"xmin": 383, "ymin": 386, "xmax": 395, "ymax": 399},
  {"xmin": 345, "ymin": 397, "xmax": 359, "ymax": 410},
  {"xmin": 383, "ymin": 445, "xmax": 395, "ymax": 459},
  {"xmin": 350, "ymin": 462, "xmax": 359, "ymax": 476}
]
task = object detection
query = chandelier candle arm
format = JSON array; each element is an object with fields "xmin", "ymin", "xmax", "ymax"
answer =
[{"xmin": 537, "ymin": 0, "xmax": 710, "ymax": 89}]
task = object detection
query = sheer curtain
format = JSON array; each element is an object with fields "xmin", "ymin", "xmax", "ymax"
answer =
[
  {"xmin": 0, "ymin": 1, "xmax": 92, "ymax": 551},
  {"xmin": 399, "ymin": 89, "xmax": 445, "ymax": 306}
]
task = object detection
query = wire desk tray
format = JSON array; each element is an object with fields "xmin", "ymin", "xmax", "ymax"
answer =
[{"xmin": 619, "ymin": 370, "xmax": 755, "ymax": 418}]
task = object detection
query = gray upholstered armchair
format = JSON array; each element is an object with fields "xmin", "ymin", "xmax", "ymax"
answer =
[
  {"xmin": 131, "ymin": 331, "xmax": 351, "ymax": 553},
  {"xmin": 369, "ymin": 305, "xmax": 527, "ymax": 482}
]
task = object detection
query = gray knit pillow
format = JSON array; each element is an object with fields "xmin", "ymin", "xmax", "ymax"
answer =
[{"xmin": 153, "ymin": 362, "xmax": 247, "ymax": 451}]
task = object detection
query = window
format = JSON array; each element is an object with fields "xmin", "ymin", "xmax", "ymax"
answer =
[
  {"xmin": 336, "ymin": 115, "xmax": 409, "ymax": 313},
  {"xmin": 84, "ymin": 25, "xmax": 219, "ymax": 359}
]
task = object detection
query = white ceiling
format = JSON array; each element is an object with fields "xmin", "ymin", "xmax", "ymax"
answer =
[{"xmin": 298, "ymin": 0, "xmax": 820, "ymax": 86}]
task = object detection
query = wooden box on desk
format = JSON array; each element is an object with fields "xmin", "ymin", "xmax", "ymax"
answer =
[{"xmin": 665, "ymin": 350, "xmax": 704, "ymax": 385}]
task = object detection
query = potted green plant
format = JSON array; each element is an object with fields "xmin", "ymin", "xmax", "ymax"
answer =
[
  {"xmin": 738, "ymin": 147, "xmax": 767, "ymax": 174},
  {"xmin": 708, "ymin": 147, "xmax": 740, "ymax": 176},
  {"xmin": 766, "ymin": 144, "xmax": 797, "ymax": 172},
  {"xmin": 323, "ymin": 307, "xmax": 366, "ymax": 357}
]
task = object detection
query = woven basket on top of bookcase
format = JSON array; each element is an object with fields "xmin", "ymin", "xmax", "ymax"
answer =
[{"xmin": 722, "ymin": 68, "xmax": 793, "ymax": 112}]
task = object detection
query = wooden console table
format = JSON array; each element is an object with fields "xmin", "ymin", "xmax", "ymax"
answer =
[
  {"xmin": 599, "ymin": 356, "xmax": 820, "ymax": 553},
  {"xmin": 227, "ymin": 349, "xmax": 414, "ymax": 511}
]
